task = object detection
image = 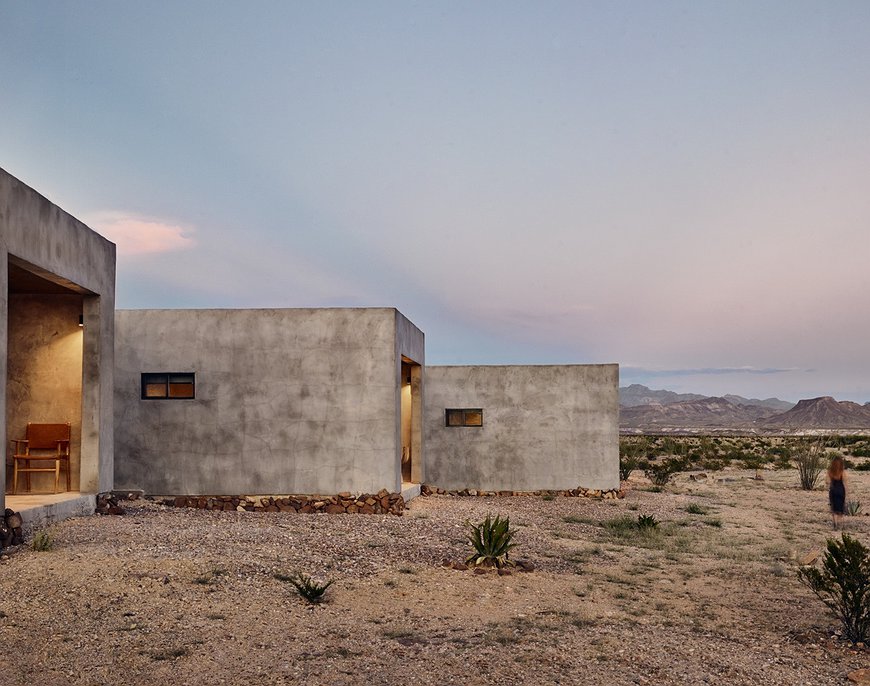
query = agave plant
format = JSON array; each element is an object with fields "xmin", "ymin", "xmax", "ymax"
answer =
[
  {"xmin": 281, "ymin": 572, "xmax": 334, "ymax": 604},
  {"xmin": 636, "ymin": 514, "xmax": 659, "ymax": 530},
  {"xmin": 848, "ymin": 500, "xmax": 862, "ymax": 517},
  {"xmin": 466, "ymin": 514, "xmax": 517, "ymax": 569}
]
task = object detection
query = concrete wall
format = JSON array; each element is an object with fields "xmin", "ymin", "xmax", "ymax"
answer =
[
  {"xmin": 114, "ymin": 308, "xmax": 419, "ymax": 495},
  {"xmin": 424, "ymin": 364, "xmax": 619, "ymax": 492},
  {"xmin": 0, "ymin": 168, "xmax": 116, "ymax": 507},
  {"xmin": 6, "ymin": 294, "xmax": 84, "ymax": 491},
  {"xmin": 394, "ymin": 312, "xmax": 424, "ymax": 484}
]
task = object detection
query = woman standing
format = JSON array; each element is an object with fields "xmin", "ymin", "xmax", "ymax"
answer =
[{"xmin": 828, "ymin": 455, "xmax": 847, "ymax": 530}]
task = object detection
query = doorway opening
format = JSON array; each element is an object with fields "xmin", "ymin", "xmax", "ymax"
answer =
[
  {"xmin": 400, "ymin": 356, "xmax": 422, "ymax": 485},
  {"xmin": 5, "ymin": 258, "xmax": 86, "ymax": 496}
]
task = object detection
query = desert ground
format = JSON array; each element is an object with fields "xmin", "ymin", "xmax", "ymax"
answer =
[{"xmin": 1, "ymin": 467, "xmax": 868, "ymax": 685}]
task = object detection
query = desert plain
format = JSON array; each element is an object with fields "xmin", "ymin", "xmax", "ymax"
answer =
[{"xmin": 1, "ymin": 466, "xmax": 868, "ymax": 685}]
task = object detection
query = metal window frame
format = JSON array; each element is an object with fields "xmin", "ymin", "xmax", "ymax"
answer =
[{"xmin": 141, "ymin": 372, "xmax": 196, "ymax": 400}]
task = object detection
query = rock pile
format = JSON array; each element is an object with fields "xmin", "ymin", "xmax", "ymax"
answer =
[
  {"xmin": 421, "ymin": 485, "xmax": 623, "ymax": 499},
  {"xmin": 166, "ymin": 489, "xmax": 406, "ymax": 516},
  {"xmin": 95, "ymin": 492, "xmax": 127, "ymax": 515},
  {"xmin": 0, "ymin": 509, "xmax": 24, "ymax": 549}
]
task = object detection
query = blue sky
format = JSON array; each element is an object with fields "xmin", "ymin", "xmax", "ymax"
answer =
[{"xmin": 2, "ymin": 2, "xmax": 869, "ymax": 402}]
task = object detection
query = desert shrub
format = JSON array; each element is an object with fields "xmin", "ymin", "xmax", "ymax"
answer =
[
  {"xmin": 848, "ymin": 501, "xmax": 862, "ymax": 517},
  {"xmin": 798, "ymin": 534, "xmax": 870, "ymax": 643},
  {"xmin": 31, "ymin": 529, "xmax": 53, "ymax": 552},
  {"xmin": 636, "ymin": 514, "xmax": 659, "ymax": 530},
  {"xmin": 619, "ymin": 438, "xmax": 650, "ymax": 481},
  {"xmin": 281, "ymin": 572, "xmax": 334, "ymax": 604},
  {"xmin": 619, "ymin": 455, "xmax": 640, "ymax": 482},
  {"xmin": 850, "ymin": 447, "xmax": 870, "ymax": 458},
  {"xmin": 645, "ymin": 459, "xmax": 682, "ymax": 486},
  {"xmin": 602, "ymin": 515, "xmax": 638, "ymax": 536},
  {"xmin": 795, "ymin": 440, "xmax": 826, "ymax": 490},
  {"xmin": 466, "ymin": 514, "xmax": 517, "ymax": 569},
  {"xmin": 855, "ymin": 461, "xmax": 870, "ymax": 472},
  {"xmin": 700, "ymin": 458, "xmax": 725, "ymax": 472},
  {"xmin": 741, "ymin": 455, "xmax": 765, "ymax": 471},
  {"xmin": 685, "ymin": 503, "xmax": 709, "ymax": 515},
  {"xmin": 773, "ymin": 454, "xmax": 793, "ymax": 470}
]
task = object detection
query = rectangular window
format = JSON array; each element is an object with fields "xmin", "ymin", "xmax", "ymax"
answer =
[
  {"xmin": 445, "ymin": 408, "xmax": 483, "ymax": 427},
  {"xmin": 141, "ymin": 373, "xmax": 195, "ymax": 399}
]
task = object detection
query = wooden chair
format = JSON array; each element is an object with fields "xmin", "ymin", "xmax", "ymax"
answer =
[{"xmin": 11, "ymin": 423, "xmax": 71, "ymax": 494}]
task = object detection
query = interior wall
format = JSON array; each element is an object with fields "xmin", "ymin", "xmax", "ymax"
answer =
[
  {"xmin": 6, "ymin": 294, "xmax": 83, "ymax": 492},
  {"xmin": 401, "ymin": 363, "xmax": 412, "ymax": 459}
]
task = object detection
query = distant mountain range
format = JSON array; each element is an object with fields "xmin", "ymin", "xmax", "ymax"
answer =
[{"xmin": 619, "ymin": 384, "xmax": 870, "ymax": 434}]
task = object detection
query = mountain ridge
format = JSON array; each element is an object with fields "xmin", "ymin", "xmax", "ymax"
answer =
[{"xmin": 619, "ymin": 386, "xmax": 870, "ymax": 433}]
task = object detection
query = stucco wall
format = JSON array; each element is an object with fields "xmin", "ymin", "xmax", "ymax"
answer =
[
  {"xmin": 0, "ymin": 168, "xmax": 116, "ymax": 506},
  {"xmin": 114, "ymin": 308, "xmax": 413, "ymax": 495},
  {"xmin": 424, "ymin": 364, "xmax": 619, "ymax": 492}
]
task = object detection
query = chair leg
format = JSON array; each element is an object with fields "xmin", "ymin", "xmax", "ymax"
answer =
[
  {"xmin": 65, "ymin": 459, "xmax": 71, "ymax": 492},
  {"xmin": 12, "ymin": 460, "xmax": 18, "ymax": 495},
  {"xmin": 54, "ymin": 460, "xmax": 60, "ymax": 494}
]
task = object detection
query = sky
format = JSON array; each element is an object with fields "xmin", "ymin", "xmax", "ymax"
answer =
[{"xmin": 2, "ymin": 1, "xmax": 869, "ymax": 403}]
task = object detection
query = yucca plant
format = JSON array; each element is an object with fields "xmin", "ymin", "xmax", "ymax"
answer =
[
  {"xmin": 466, "ymin": 514, "xmax": 517, "ymax": 569},
  {"xmin": 281, "ymin": 572, "xmax": 334, "ymax": 604},
  {"xmin": 847, "ymin": 500, "xmax": 862, "ymax": 517}
]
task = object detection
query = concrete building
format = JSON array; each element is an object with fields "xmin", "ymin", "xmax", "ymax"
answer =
[
  {"xmin": 425, "ymin": 365, "xmax": 619, "ymax": 492},
  {"xmin": 114, "ymin": 308, "xmax": 424, "ymax": 496},
  {"xmin": 0, "ymin": 168, "xmax": 116, "ymax": 515},
  {"xmin": 2, "ymin": 168, "xmax": 618, "ymax": 518}
]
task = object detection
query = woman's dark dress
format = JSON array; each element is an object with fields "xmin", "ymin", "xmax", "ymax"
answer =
[{"xmin": 829, "ymin": 477, "xmax": 846, "ymax": 514}]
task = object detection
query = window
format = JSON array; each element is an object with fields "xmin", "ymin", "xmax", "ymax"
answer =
[
  {"xmin": 141, "ymin": 373, "xmax": 195, "ymax": 399},
  {"xmin": 445, "ymin": 408, "xmax": 483, "ymax": 427}
]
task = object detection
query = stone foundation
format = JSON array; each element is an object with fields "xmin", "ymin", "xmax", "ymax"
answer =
[
  {"xmin": 164, "ymin": 489, "xmax": 406, "ymax": 516},
  {"xmin": 421, "ymin": 485, "xmax": 623, "ymax": 499}
]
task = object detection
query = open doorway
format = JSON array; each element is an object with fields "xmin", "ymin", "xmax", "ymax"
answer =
[
  {"xmin": 5, "ymin": 259, "xmax": 85, "ymax": 495},
  {"xmin": 400, "ymin": 356, "xmax": 422, "ymax": 484}
]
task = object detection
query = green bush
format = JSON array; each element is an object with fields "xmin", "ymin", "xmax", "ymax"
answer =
[
  {"xmin": 31, "ymin": 530, "xmax": 53, "ymax": 552},
  {"xmin": 855, "ymin": 461, "xmax": 870, "ymax": 472},
  {"xmin": 798, "ymin": 534, "xmax": 870, "ymax": 643},
  {"xmin": 644, "ymin": 459, "xmax": 682, "ymax": 486},
  {"xmin": 619, "ymin": 455, "xmax": 639, "ymax": 482},
  {"xmin": 466, "ymin": 514, "xmax": 517, "ymax": 569},
  {"xmin": 847, "ymin": 501, "xmax": 862, "ymax": 517}
]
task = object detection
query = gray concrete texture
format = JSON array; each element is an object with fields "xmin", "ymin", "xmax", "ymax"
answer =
[
  {"xmin": 0, "ymin": 168, "xmax": 116, "ymax": 509},
  {"xmin": 424, "ymin": 364, "xmax": 619, "ymax": 492},
  {"xmin": 114, "ymin": 308, "xmax": 424, "ymax": 496}
]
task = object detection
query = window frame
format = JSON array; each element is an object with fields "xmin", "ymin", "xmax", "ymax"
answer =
[
  {"xmin": 445, "ymin": 408, "xmax": 483, "ymax": 427},
  {"xmin": 141, "ymin": 372, "xmax": 196, "ymax": 400}
]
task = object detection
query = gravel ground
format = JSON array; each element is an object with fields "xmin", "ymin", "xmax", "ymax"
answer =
[{"xmin": 1, "ymin": 467, "xmax": 868, "ymax": 685}]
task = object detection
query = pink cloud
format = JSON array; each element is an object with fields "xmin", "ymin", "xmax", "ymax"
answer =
[{"xmin": 85, "ymin": 212, "xmax": 195, "ymax": 255}]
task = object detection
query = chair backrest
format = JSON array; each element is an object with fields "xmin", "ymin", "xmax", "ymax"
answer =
[{"xmin": 26, "ymin": 423, "xmax": 71, "ymax": 449}]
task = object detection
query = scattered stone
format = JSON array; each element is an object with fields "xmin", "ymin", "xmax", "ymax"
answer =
[
  {"xmin": 848, "ymin": 668, "xmax": 870, "ymax": 684},
  {"xmin": 96, "ymin": 493, "xmax": 126, "ymax": 515}
]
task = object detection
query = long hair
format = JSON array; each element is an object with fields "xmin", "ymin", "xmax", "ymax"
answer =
[{"xmin": 829, "ymin": 455, "xmax": 844, "ymax": 480}]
